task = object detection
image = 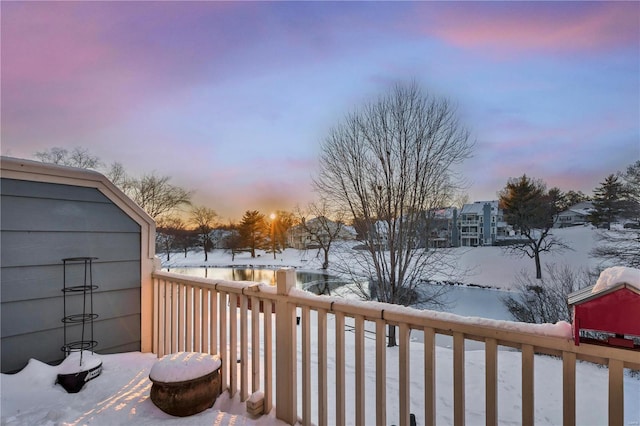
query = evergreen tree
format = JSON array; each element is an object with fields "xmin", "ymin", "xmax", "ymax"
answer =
[
  {"xmin": 499, "ymin": 175, "xmax": 567, "ymax": 279},
  {"xmin": 239, "ymin": 210, "xmax": 267, "ymax": 258},
  {"xmin": 589, "ymin": 174, "xmax": 625, "ymax": 230}
]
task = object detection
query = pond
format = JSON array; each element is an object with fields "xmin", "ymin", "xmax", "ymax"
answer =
[
  {"xmin": 163, "ymin": 267, "xmax": 348, "ymax": 296},
  {"xmin": 163, "ymin": 267, "xmax": 514, "ymax": 321}
]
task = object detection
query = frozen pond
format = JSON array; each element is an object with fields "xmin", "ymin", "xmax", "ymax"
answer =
[
  {"xmin": 163, "ymin": 267, "xmax": 513, "ymax": 321},
  {"xmin": 163, "ymin": 267, "xmax": 348, "ymax": 296},
  {"xmin": 163, "ymin": 267, "xmax": 515, "ymax": 350}
]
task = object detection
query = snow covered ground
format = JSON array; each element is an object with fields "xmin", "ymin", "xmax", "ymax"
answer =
[
  {"xmin": 2, "ymin": 338, "xmax": 639, "ymax": 425},
  {"xmin": 2, "ymin": 226, "xmax": 638, "ymax": 425},
  {"xmin": 162, "ymin": 226, "xmax": 603, "ymax": 290}
]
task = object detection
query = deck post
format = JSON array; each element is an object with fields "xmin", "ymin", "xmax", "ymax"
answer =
[{"xmin": 275, "ymin": 268, "xmax": 297, "ymax": 424}]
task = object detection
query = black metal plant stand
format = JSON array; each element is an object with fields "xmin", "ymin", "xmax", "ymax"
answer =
[{"xmin": 57, "ymin": 257, "xmax": 102, "ymax": 393}]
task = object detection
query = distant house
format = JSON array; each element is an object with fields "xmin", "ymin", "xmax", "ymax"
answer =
[
  {"xmin": 209, "ymin": 228, "xmax": 237, "ymax": 249},
  {"xmin": 288, "ymin": 217, "xmax": 355, "ymax": 250},
  {"xmin": 555, "ymin": 201, "xmax": 594, "ymax": 228},
  {"xmin": 457, "ymin": 201, "xmax": 509, "ymax": 246},
  {"xmin": 353, "ymin": 208, "xmax": 459, "ymax": 249},
  {"xmin": 1, "ymin": 157, "xmax": 156, "ymax": 373},
  {"xmin": 423, "ymin": 207, "xmax": 458, "ymax": 248}
]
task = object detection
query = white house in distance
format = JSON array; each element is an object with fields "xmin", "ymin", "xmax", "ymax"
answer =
[
  {"xmin": 555, "ymin": 201, "xmax": 594, "ymax": 228},
  {"xmin": 291, "ymin": 202, "xmax": 514, "ymax": 249},
  {"xmin": 457, "ymin": 200, "xmax": 509, "ymax": 247},
  {"xmin": 427, "ymin": 207, "xmax": 458, "ymax": 248},
  {"xmin": 288, "ymin": 217, "xmax": 356, "ymax": 249}
]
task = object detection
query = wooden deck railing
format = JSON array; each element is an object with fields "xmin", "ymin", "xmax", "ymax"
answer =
[{"xmin": 150, "ymin": 269, "xmax": 639, "ymax": 426}]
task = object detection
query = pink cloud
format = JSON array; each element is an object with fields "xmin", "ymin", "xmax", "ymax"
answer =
[
  {"xmin": 1, "ymin": 2, "xmax": 257, "ymax": 143},
  {"xmin": 409, "ymin": 2, "xmax": 639, "ymax": 56}
]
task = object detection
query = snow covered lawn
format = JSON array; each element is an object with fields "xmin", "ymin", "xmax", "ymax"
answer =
[{"xmin": 162, "ymin": 226, "xmax": 603, "ymax": 290}]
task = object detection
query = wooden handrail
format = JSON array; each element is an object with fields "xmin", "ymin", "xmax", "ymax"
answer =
[{"xmin": 151, "ymin": 270, "xmax": 637, "ymax": 426}]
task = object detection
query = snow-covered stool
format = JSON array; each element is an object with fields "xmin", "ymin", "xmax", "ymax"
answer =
[{"xmin": 149, "ymin": 352, "xmax": 222, "ymax": 417}]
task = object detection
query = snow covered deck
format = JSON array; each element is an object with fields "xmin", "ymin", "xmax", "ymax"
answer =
[{"xmin": 148, "ymin": 269, "xmax": 640, "ymax": 426}]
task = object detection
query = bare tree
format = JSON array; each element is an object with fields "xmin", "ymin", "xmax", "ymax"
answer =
[
  {"xmin": 156, "ymin": 215, "xmax": 186, "ymax": 262},
  {"xmin": 502, "ymin": 264, "xmax": 595, "ymax": 323},
  {"xmin": 191, "ymin": 206, "xmax": 218, "ymax": 262},
  {"xmin": 498, "ymin": 175, "xmax": 568, "ymax": 279},
  {"xmin": 127, "ymin": 173, "xmax": 192, "ymax": 220},
  {"xmin": 105, "ymin": 161, "xmax": 129, "ymax": 190},
  {"xmin": 224, "ymin": 222, "xmax": 243, "ymax": 261},
  {"xmin": 35, "ymin": 146, "xmax": 101, "ymax": 169},
  {"xmin": 33, "ymin": 148, "xmax": 192, "ymax": 221},
  {"xmin": 621, "ymin": 160, "xmax": 640, "ymax": 222},
  {"xmin": 273, "ymin": 210, "xmax": 296, "ymax": 252},
  {"xmin": 314, "ymin": 82, "xmax": 473, "ymax": 346},
  {"xmin": 295, "ymin": 199, "xmax": 346, "ymax": 269},
  {"xmin": 591, "ymin": 230, "xmax": 640, "ymax": 268}
]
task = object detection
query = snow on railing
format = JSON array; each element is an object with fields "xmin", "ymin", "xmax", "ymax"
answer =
[{"xmin": 150, "ymin": 269, "xmax": 639, "ymax": 426}]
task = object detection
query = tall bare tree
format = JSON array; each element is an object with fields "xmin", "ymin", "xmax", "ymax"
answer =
[
  {"xmin": 314, "ymin": 82, "xmax": 473, "ymax": 346},
  {"xmin": 34, "ymin": 147, "xmax": 191, "ymax": 221},
  {"xmin": 191, "ymin": 206, "xmax": 218, "ymax": 262},
  {"xmin": 499, "ymin": 175, "xmax": 567, "ymax": 279},
  {"xmin": 295, "ymin": 199, "xmax": 346, "ymax": 269},
  {"xmin": 127, "ymin": 173, "xmax": 192, "ymax": 220}
]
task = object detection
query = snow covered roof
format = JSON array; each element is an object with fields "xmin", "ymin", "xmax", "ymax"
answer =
[
  {"xmin": 592, "ymin": 266, "xmax": 640, "ymax": 293},
  {"xmin": 561, "ymin": 201, "xmax": 594, "ymax": 217},
  {"xmin": 431, "ymin": 207, "xmax": 456, "ymax": 219},
  {"xmin": 341, "ymin": 225, "xmax": 357, "ymax": 236},
  {"xmin": 460, "ymin": 200, "xmax": 499, "ymax": 215},
  {"xmin": 568, "ymin": 266, "xmax": 640, "ymax": 305}
]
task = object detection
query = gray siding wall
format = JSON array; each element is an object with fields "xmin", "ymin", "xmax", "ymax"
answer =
[{"xmin": 1, "ymin": 178, "xmax": 142, "ymax": 373}]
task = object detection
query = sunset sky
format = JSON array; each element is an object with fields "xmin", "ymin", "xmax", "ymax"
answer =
[{"xmin": 2, "ymin": 1, "xmax": 638, "ymax": 221}]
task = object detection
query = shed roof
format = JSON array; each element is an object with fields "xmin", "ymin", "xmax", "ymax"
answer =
[
  {"xmin": 1, "ymin": 156, "xmax": 156, "ymax": 260},
  {"xmin": 568, "ymin": 282, "xmax": 640, "ymax": 306}
]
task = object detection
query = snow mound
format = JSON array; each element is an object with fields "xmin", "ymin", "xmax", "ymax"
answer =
[
  {"xmin": 592, "ymin": 266, "xmax": 640, "ymax": 293},
  {"xmin": 149, "ymin": 352, "xmax": 221, "ymax": 383}
]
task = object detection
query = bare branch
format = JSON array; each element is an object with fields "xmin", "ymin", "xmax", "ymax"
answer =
[{"xmin": 314, "ymin": 82, "xmax": 473, "ymax": 345}]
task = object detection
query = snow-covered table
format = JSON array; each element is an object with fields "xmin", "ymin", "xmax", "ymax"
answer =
[{"xmin": 149, "ymin": 352, "xmax": 221, "ymax": 417}]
